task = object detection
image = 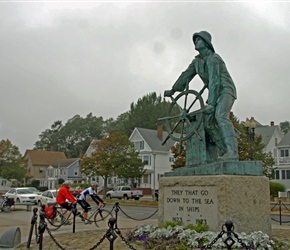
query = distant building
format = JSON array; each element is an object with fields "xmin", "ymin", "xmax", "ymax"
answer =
[
  {"xmin": 272, "ymin": 131, "xmax": 290, "ymax": 197},
  {"xmin": 46, "ymin": 158, "xmax": 82, "ymax": 189},
  {"xmin": 24, "ymin": 150, "xmax": 67, "ymax": 186},
  {"xmin": 129, "ymin": 126, "xmax": 176, "ymax": 191}
]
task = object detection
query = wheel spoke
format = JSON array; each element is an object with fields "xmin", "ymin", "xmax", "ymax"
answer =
[
  {"xmin": 185, "ymin": 117, "xmax": 202, "ymax": 141},
  {"xmin": 158, "ymin": 114, "xmax": 180, "ymax": 121}
]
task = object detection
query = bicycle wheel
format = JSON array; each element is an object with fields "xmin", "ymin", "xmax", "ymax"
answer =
[
  {"xmin": 46, "ymin": 210, "xmax": 66, "ymax": 230},
  {"xmin": 2, "ymin": 201, "xmax": 11, "ymax": 213},
  {"xmin": 93, "ymin": 209, "xmax": 113, "ymax": 228}
]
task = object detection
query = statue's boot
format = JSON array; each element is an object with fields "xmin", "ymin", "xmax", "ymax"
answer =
[
  {"xmin": 217, "ymin": 124, "xmax": 239, "ymax": 161},
  {"xmin": 217, "ymin": 136, "xmax": 239, "ymax": 161}
]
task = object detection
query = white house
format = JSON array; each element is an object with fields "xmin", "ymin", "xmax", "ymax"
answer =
[
  {"xmin": 271, "ymin": 131, "xmax": 290, "ymax": 197},
  {"xmin": 0, "ymin": 177, "xmax": 12, "ymax": 192},
  {"xmin": 129, "ymin": 126, "xmax": 176, "ymax": 191}
]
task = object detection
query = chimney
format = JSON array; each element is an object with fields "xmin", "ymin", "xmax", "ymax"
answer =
[
  {"xmin": 270, "ymin": 121, "xmax": 275, "ymax": 126},
  {"xmin": 157, "ymin": 125, "xmax": 163, "ymax": 141}
]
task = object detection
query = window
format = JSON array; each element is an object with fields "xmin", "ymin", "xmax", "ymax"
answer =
[
  {"xmin": 39, "ymin": 167, "xmax": 44, "ymax": 173},
  {"xmin": 169, "ymin": 157, "xmax": 175, "ymax": 162},
  {"xmin": 287, "ymin": 170, "xmax": 290, "ymax": 179},
  {"xmin": 134, "ymin": 141, "xmax": 144, "ymax": 150},
  {"xmin": 143, "ymin": 174, "xmax": 149, "ymax": 184},
  {"xmin": 280, "ymin": 149, "xmax": 289, "ymax": 157},
  {"xmin": 74, "ymin": 168, "xmax": 78, "ymax": 176},
  {"xmin": 282, "ymin": 170, "xmax": 286, "ymax": 179},
  {"xmin": 275, "ymin": 170, "xmax": 280, "ymax": 179},
  {"xmin": 143, "ymin": 155, "xmax": 151, "ymax": 165}
]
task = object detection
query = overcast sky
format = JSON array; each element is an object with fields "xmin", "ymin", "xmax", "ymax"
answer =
[{"xmin": 1, "ymin": 1, "xmax": 289, "ymax": 154}]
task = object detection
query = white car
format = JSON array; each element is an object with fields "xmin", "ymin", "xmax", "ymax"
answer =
[
  {"xmin": 5, "ymin": 188, "xmax": 38, "ymax": 205},
  {"xmin": 36, "ymin": 189, "xmax": 58, "ymax": 206}
]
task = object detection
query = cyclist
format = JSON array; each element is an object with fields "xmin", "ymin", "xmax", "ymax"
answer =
[
  {"xmin": 56, "ymin": 180, "xmax": 82, "ymax": 224},
  {"xmin": 77, "ymin": 181, "xmax": 105, "ymax": 224}
]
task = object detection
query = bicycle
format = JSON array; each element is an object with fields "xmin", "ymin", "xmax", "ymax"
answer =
[
  {"xmin": 83, "ymin": 204, "xmax": 113, "ymax": 228},
  {"xmin": 0, "ymin": 196, "xmax": 14, "ymax": 213},
  {"xmin": 44, "ymin": 202, "xmax": 81, "ymax": 230}
]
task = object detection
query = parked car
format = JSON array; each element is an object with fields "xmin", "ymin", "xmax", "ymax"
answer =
[
  {"xmin": 25, "ymin": 187, "xmax": 42, "ymax": 195},
  {"xmin": 106, "ymin": 186, "xmax": 143, "ymax": 200},
  {"xmin": 36, "ymin": 189, "xmax": 58, "ymax": 206},
  {"xmin": 5, "ymin": 188, "xmax": 38, "ymax": 205}
]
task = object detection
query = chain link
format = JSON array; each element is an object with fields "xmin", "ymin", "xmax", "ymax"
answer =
[
  {"xmin": 115, "ymin": 228, "xmax": 136, "ymax": 250},
  {"xmin": 118, "ymin": 205, "xmax": 158, "ymax": 221},
  {"xmin": 88, "ymin": 229, "xmax": 109, "ymax": 250},
  {"xmin": 46, "ymin": 226, "xmax": 66, "ymax": 250},
  {"xmin": 203, "ymin": 230, "xmax": 224, "ymax": 249}
]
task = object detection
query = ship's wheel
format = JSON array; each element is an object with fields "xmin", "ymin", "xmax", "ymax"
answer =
[{"xmin": 160, "ymin": 85, "xmax": 206, "ymax": 146}]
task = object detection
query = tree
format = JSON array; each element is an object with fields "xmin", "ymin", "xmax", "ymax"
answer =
[
  {"xmin": 80, "ymin": 132, "xmax": 144, "ymax": 197},
  {"xmin": 34, "ymin": 113, "xmax": 104, "ymax": 157},
  {"xmin": 280, "ymin": 121, "xmax": 290, "ymax": 135},
  {"xmin": 0, "ymin": 139, "xmax": 25, "ymax": 181},
  {"xmin": 122, "ymin": 92, "xmax": 173, "ymax": 136},
  {"xmin": 170, "ymin": 142, "xmax": 186, "ymax": 169},
  {"xmin": 170, "ymin": 113, "xmax": 275, "ymax": 178}
]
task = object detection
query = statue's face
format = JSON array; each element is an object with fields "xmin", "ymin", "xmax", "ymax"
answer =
[{"xmin": 194, "ymin": 36, "xmax": 208, "ymax": 51}]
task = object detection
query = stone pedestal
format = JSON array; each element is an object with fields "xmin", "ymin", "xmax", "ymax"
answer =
[{"xmin": 158, "ymin": 175, "xmax": 271, "ymax": 236}]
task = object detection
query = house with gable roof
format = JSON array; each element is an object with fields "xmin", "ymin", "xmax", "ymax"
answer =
[
  {"xmin": 82, "ymin": 127, "xmax": 176, "ymax": 194},
  {"xmin": 255, "ymin": 121, "xmax": 284, "ymax": 154},
  {"xmin": 129, "ymin": 126, "xmax": 176, "ymax": 191},
  {"xmin": 46, "ymin": 158, "xmax": 82, "ymax": 189},
  {"xmin": 24, "ymin": 150, "xmax": 67, "ymax": 186},
  {"xmin": 271, "ymin": 131, "xmax": 290, "ymax": 197}
]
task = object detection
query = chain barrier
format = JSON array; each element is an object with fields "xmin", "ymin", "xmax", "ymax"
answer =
[
  {"xmin": 115, "ymin": 227, "xmax": 136, "ymax": 250},
  {"xmin": 202, "ymin": 221, "xmax": 251, "ymax": 250},
  {"xmin": 271, "ymin": 200, "xmax": 290, "ymax": 224},
  {"xmin": 46, "ymin": 226, "xmax": 66, "ymax": 250},
  {"xmin": 27, "ymin": 202, "xmax": 155, "ymax": 249},
  {"xmin": 117, "ymin": 203, "xmax": 158, "ymax": 221}
]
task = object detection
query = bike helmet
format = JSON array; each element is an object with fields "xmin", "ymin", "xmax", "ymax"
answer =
[
  {"xmin": 91, "ymin": 181, "xmax": 99, "ymax": 186},
  {"xmin": 63, "ymin": 180, "xmax": 71, "ymax": 185}
]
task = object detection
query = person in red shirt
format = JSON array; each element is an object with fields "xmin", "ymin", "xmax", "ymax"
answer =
[{"xmin": 56, "ymin": 180, "xmax": 81, "ymax": 223}]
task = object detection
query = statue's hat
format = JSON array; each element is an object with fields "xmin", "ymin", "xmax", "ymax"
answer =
[{"xmin": 192, "ymin": 31, "xmax": 215, "ymax": 52}]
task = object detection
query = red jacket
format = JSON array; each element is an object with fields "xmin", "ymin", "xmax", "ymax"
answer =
[{"xmin": 56, "ymin": 186, "xmax": 76, "ymax": 204}]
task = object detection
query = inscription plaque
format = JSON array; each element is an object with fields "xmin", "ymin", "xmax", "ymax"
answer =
[{"xmin": 164, "ymin": 186, "xmax": 218, "ymax": 228}]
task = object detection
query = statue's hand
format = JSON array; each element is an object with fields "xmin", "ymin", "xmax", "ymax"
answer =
[
  {"xmin": 164, "ymin": 89, "xmax": 175, "ymax": 97},
  {"xmin": 204, "ymin": 105, "xmax": 215, "ymax": 114}
]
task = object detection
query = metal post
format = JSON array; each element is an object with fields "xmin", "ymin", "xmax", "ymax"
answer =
[
  {"xmin": 26, "ymin": 207, "xmax": 38, "ymax": 249},
  {"xmin": 72, "ymin": 203, "xmax": 76, "ymax": 233},
  {"xmin": 153, "ymin": 153, "xmax": 156, "ymax": 201},
  {"xmin": 37, "ymin": 210, "xmax": 46, "ymax": 250},
  {"xmin": 279, "ymin": 199, "xmax": 282, "ymax": 225},
  {"xmin": 245, "ymin": 118, "xmax": 256, "ymax": 161}
]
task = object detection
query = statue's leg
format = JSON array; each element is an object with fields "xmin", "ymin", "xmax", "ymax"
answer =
[
  {"xmin": 215, "ymin": 94, "xmax": 239, "ymax": 161},
  {"xmin": 204, "ymin": 113, "xmax": 226, "ymax": 158}
]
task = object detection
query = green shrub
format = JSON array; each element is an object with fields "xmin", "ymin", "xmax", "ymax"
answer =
[
  {"xmin": 270, "ymin": 182, "xmax": 285, "ymax": 198},
  {"xmin": 160, "ymin": 220, "xmax": 182, "ymax": 228},
  {"xmin": 185, "ymin": 220, "xmax": 209, "ymax": 232}
]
